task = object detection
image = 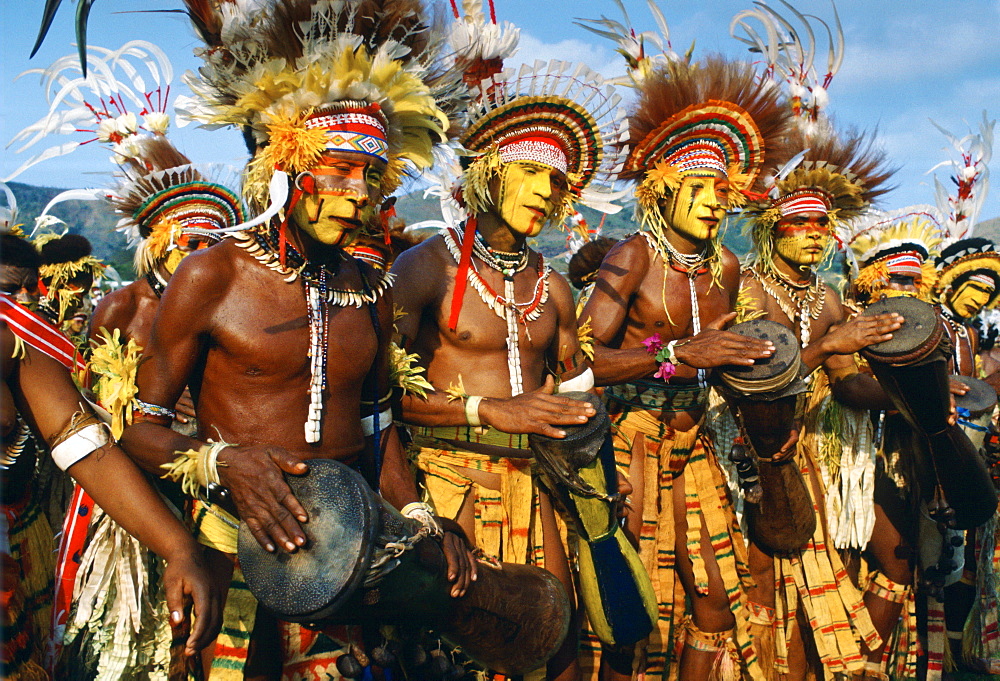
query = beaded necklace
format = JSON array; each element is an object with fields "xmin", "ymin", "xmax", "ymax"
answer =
[
  {"xmin": 750, "ymin": 265, "xmax": 825, "ymax": 347},
  {"xmin": 1, "ymin": 418, "xmax": 31, "ymax": 470},
  {"xmin": 146, "ymin": 269, "xmax": 167, "ymax": 298},
  {"xmin": 443, "ymin": 226, "xmax": 550, "ymax": 395},
  {"xmin": 640, "ymin": 231, "xmax": 709, "ymax": 387},
  {"xmin": 234, "ymin": 226, "xmax": 392, "ymax": 443}
]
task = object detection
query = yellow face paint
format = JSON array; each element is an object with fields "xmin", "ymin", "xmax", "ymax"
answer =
[
  {"xmin": 773, "ymin": 212, "xmax": 832, "ymax": 270},
  {"xmin": 292, "ymin": 151, "xmax": 386, "ymax": 247},
  {"xmin": 949, "ymin": 279, "xmax": 995, "ymax": 319},
  {"xmin": 663, "ymin": 172, "xmax": 729, "ymax": 242},
  {"xmin": 492, "ymin": 161, "xmax": 567, "ymax": 237}
]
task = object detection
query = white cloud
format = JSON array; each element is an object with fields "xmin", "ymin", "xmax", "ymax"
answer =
[{"xmin": 509, "ymin": 32, "xmax": 625, "ymax": 80}]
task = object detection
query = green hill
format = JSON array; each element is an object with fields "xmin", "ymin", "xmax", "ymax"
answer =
[{"xmin": 5, "ymin": 180, "xmax": 770, "ymax": 282}]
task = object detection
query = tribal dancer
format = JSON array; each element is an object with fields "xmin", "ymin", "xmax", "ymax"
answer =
[
  {"xmin": 7, "ymin": 43, "xmax": 246, "ymax": 677},
  {"xmin": 840, "ymin": 208, "xmax": 948, "ymax": 681},
  {"xmin": 117, "ymin": 1, "xmax": 475, "ymax": 678},
  {"xmin": 1, "ymin": 254, "xmax": 219, "ymax": 680},
  {"xmin": 928, "ymin": 115, "xmax": 1000, "ymax": 677},
  {"xmin": 391, "ymin": 4, "xmax": 629, "ymax": 679},
  {"xmin": 574, "ymin": 10, "xmax": 789, "ymax": 674},
  {"xmin": 32, "ymin": 233, "xmax": 105, "ymax": 330},
  {"xmin": 731, "ymin": 124, "xmax": 899, "ymax": 680},
  {"xmin": 718, "ymin": 7, "xmax": 905, "ymax": 679}
]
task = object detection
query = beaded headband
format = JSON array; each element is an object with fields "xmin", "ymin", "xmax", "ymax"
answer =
[{"xmin": 774, "ymin": 189, "xmax": 834, "ymax": 218}]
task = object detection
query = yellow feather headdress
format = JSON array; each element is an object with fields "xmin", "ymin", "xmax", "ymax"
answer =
[
  {"xmin": 933, "ymin": 237, "xmax": 1000, "ymax": 310},
  {"xmin": 842, "ymin": 206, "xmax": 945, "ymax": 302},
  {"xmin": 176, "ymin": 0, "xmax": 467, "ymax": 212}
]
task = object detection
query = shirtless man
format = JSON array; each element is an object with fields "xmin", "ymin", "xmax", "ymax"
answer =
[
  {"xmin": 117, "ymin": 2, "xmax": 474, "ymax": 676},
  {"xmin": 391, "ymin": 60, "xmax": 627, "ymax": 681},
  {"xmin": 578, "ymin": 58, "xmax": 788, "ymax": 681},
  {"xmin": 735, "ymin": 132, "xmax": 903, "ymax": 681}
]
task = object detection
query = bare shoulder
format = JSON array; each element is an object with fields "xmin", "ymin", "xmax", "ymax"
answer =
[
  {"xmin": 547, "ymin": 267, "xmax": 576, "ymax": 316},
  {"xmin": 164, "ymin": 238, "xmax": 241, "ymax": 300},
  {"xmin": 603, "ymin": 233, "xmax": 651, "ymax": 271},
  {"xmin": 821, "ymin": 280, "xmax": 847, "ymax": 321},
  {"xmin": 390, "ymin": 234, "xmax": 450, "ymax": 304},
  {"xmin": 719, "ymin": 245, "xmax": 742, "ymax": 287},
  {"xmin": 90, "ymin": 283, "xmax": 139, "ymax": 337}
]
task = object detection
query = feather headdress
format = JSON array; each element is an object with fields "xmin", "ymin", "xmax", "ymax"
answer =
[
  {"xmin": 175, "ymin": 0, "xmax": 467, "ymax": 212},
  {"xmin": 459, "ymin": 59, "xmax": 628, "ymax": 222},
  {"xmin": 933, "ymin": 237, "xmax": 1000, "ymax": 311},
  {"xmin": 731, "ymin": 0, "xmax": 844, "ymax": 139},
  {"xmin": 745, "ymin": 128, "xmax": 895, "ymax": 271},
  {"xmin": 928, "ymin": 112, "xmax": 995, "ymax": 244},
  {"xmin": 8, "ymin": 42, "xmax": 245, "ymax": 277},
  {"xmin": 842, "ymin": 206, "xmax": 944, "ymax": 301},
  {"xmin": 624, "ymin": 56, "xmax": 788, "ymax": 210},
  {"xmin": 576, "ymin": 0, "xmax": 685, "ymax": 87},
  {"xmin": 110, "ymin": 136, "xmax": 245, "ymax": 276},
  {"xmin": 6, "ymin": 41, "xmax": 175, "ymax": 182}
]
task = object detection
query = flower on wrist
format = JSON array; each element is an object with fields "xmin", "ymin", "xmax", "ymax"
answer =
[{"xmin": 643, "ymin": 334, "xmax": 680, "ymax": 382}]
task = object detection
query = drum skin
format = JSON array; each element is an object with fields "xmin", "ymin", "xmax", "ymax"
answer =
[
  {"xmin": 954, "ymin": 375, "xmax": 998, "ymax": 451},
  {"xmin": 859, "ymin": 297, "xmax": 997, "ymax": 529},
  {"xmin": 237, "ymin": 459, "xmax": 571, "ymax": 676}
]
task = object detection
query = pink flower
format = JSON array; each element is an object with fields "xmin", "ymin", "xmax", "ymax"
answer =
[
  {"xmin": 642, "ymin": 333, "xmax": 663, "ymax": 354},
  {"xmin": 653, "ymin": 361, "xmax": 676, "ymax": 381}
]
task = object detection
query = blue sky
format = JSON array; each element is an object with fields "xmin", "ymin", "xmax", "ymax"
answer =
[{"xmin": 4, "ymin": 0, "xmax": 1000, "ymax": 223}]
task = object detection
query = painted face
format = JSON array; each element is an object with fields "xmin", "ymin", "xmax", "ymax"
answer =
[
  {"xmin": 880, "ymin": 274, "xmax": 920, "ymax": 299},
  {"xmin": 774, "ymin": 211, "xmax": 832, "ymax": 270},
  {"xmin": 491, "ymin": 161, "xmax": 568, "ymax": 237},
  {"xmin": 163, "ymin": 234, "xmax": 210, "ymax": 275},
  {"xmin": 664, "ymin": 172, "xmax": 730, "ymax": 242},
  {"xmin": 949, "ymin": 278, "xmax": 995, "ymax": 319},
  {"xmin": 292, "ymin": 151, "xmax": 386, "ymax": 247}
]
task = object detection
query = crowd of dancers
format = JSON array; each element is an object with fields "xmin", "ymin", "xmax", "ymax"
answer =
[{"xmin": 4, "ymin": 1, "xmax": 1000, "ymax": 681}]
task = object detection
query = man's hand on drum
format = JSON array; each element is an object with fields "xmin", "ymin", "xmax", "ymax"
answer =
[
  {"xmin": 948, "ymin": 378, "xmax": 969, "ymax": 425},
  {"xmin": 820, "ymin": 313, "xmax": 904, "ymax": 355},
  {"xmin": 673, "ymin": 313, "xmax": 774, "ymax": 369},
  {"xmin": 217, "ymin": 445, "xmax": 309, "ymax": 553},
  {"xmin": 769, "ymin": 423, "xmax": 801, "ymax": 462},
  {"xmin": 163, "ymin": 545, "xmax": 222, "ymax": 656},
  {"xmin": 437, "ymin": 517, "xmax": 478, "ymax": 597},
  {"xmin": 478, "ymin": 375, "xmax": 596, "ymax": 438}
]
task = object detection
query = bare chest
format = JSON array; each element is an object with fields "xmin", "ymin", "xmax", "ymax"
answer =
[
  {"xmin": 434, "ymin": 260, "xmax": 558, "ymax": 356},
  {"xmin": 627, "ymin": 256, "xmax": 731, "ymax": 341},
  {"xmin": 209, "ymin": 273, "xmax": 378, "ymax": 388}
]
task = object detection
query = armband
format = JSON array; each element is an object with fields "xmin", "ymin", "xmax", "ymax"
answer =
[
  {"xmin": 464, "ymin": 396, "xmax": 484, "ymax": 427},
  {"xmin": 557, "ymin": 367, "xmax": 595, "ymax": 393},
  {"xmin": 50, "ymin": 414, "xmax": 110, "ymax": 471},
  {"xmin": 361, "ymin": 405, "xmax": 393, "ymax": 436},
  {"xmin": 160, "ymin": 441, "xmax": 233, "ymax": 499},
  {"xmin": 400, "ymin": 501, "xmax": 443, "ymax": 538},
  {"xmin": 133, "ymin": 398, "xmax": 176, "ymax": 426}
]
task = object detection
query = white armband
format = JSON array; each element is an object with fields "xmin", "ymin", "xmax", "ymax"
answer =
[
  {"xmin": 401, "ymin": 501, "xmax": 443, "ymax": 538},
  {"xmin": 361, "ymin": 405, "xmax": 393, "ymax": 436},
  {"xmin": 51, "ymin": 423, "xmax": 110, "ymax": 471},
  {"xmin": 557, "ymin": 367, "xmax": 595, "ymax": 394}
]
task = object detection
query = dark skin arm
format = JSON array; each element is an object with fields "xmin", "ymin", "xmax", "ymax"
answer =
[
  {"xmin": 365, "ymin": 292, "xmax": 477, "ymax": 598},
  {"xmin": 3, "ymin": 322, "xmax": 220, "ymax": 655},
  {"xmin": 391, "ymin": 242, "xmax": 593, "ymax": 438},
  {"xmin": 120, "ymin": 249, "xmax": 313, "ymax": 555},
  {"xmin": 580, "ymin": 238, "xmax": 772, "ymax": 386}
]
